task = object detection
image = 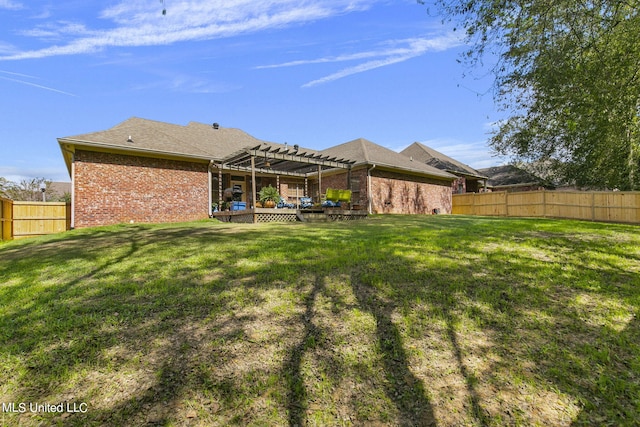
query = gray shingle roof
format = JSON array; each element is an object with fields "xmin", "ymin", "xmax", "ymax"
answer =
[
  {"xmin": 59, "ymin": 117, "xmax": 264, "ymax": 160},
  {"xmin": 400, "ymin": 142, "xmax": 487, "ymax": 179},
  {"xmin": 48, "ymin": 181, "xmax": 71, "ymax": 195},
  {"xmin": 320, "ymin": 138, "xmax": 456, "ymax": 179},
  {"xmin": 478, "ymin": 165, "xmax": 546, "ymax": 187},
  {"xmin": 59, "ymin": 118, "xmax": 456, "ymax": 180}
]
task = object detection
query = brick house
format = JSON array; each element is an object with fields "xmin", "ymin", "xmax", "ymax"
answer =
[
  {"xmin": 58, "ymin": 118, "xmax": 456, "ymax": 228},
  {"xmin": 319, "ymin": 138, "xmax": 455, "ymax": 214},
  {"xmin": 400, "ymin": 142, "xmax": 488, "ymax": 194},
  {"xmin": 478, "ymin": 165, "xmax": 554, "ymax": 192}
]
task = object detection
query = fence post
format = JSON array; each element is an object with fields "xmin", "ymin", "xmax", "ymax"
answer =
[
  {"xmin": 472, "ymin": 192, "xmax": 476, "ymax": 216},
  {"xmin": 592, "ymin": 192, "xmax": 596, "ymax": 221},
  {"xmin": 505, "ymin": 191, "xmax": 509, "ymax": 217},
  {"xmin": 1, "ymin": 198, "xmax": 14, "ymax": 240},
  {"xmin": 542, "ymin": 188, "xmax": 547, "ymax": 218}
]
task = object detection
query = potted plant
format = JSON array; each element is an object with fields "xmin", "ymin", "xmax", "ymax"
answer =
[{"xmin": 258, "ymin": 185, "xmax": 281, "ymax": 208}]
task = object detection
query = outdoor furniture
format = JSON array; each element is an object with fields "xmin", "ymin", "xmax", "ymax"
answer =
[
  {"xmin": 277, "ymin": 198, "xmax": 295, "ymax": 209},
  {"xmin": 299, "ymin": 197, "xmax": 314, "ymax": 209},
  {"xmin": 321, "ymin": 188, "xmax": 352, "ymax": 208}
]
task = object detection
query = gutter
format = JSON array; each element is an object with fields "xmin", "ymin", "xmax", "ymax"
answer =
[
  {"xmin": 58, "ymin": 138, "xmax": 215, "ymax": 162},
  {"xmin": 58, "ymin": 144, "xmax": 76, "ymax": 229}
]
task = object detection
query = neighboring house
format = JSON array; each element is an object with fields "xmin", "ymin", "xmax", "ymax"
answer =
[
  {"xmin": 478, "ymin": 165, "xmax": 553, "ymax": 192},
  {"xmin": 400, "ymin": 142, "xmax": 488, "ymax": 194},
  {"xmin": 48, "ymin": 182, "xmax": 71, "ymax": 201},
  {"xmin": 58, "ymin": 117, "xmax": 456, "ymax": 228}
]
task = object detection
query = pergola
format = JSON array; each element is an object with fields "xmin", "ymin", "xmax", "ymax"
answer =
[{"xmin": 213, "ymin": 143, "xmax": 356, "ymax": 207}]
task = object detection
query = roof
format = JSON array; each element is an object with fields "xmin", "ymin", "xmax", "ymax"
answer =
[
  {"xmin": 320, "ymin": 138, "xmax": 456, "ymax": 180},
  {"xmin": 58, "ymin": 118, "xmax": 455, "ymax": 180},
  {"xmin": 478, "ymin": 165, "xmax": 548, "ymax": 188},
  {"xmin": 400, "ymin": 142, "xmax": 487, "ymax": 179},
  {"xmin": 58, "ymin": 117, "xmax": 263, "ymax": 161},
  {"xmin": 48, "ymin": 181, "xmax": 71, "ymax": 195}
]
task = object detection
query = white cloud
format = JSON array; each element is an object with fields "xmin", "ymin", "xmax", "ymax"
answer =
[
  {"xmin": 0, "ymin": 69, "xmax": 34, "ymax": 78},
  {"xmin": 0, "ymin": 0, "xmax": 373, "ymax": 60},
  {"xmin": 257, "ymin": 47, "xmax": 391, "ymax": 69},
  {"xmin": 0, "ymin": 71, "xmax": 76, "ymax": 96},
  {"xmin": 0, "ymin": 0, "xmax": 23, "ymax": 10},
  {"xmin": 0, "ymin": 166, "xmax": 70, "ymax": 183},
  {"xmin": 130, "ymin": 73, "xmax": 241, "ymax": 94},
  {"xmin": 419, "ymin": 137, "xmax": 508, "ymax": 169},
  {"xmin": 256, "ymin": 33, "xmax": 463, "ymax": 87},
  {"xmin": 20, "ymin": 21, "xmax": 92, "ymax": 40},
  {"xmin": 0, "ymin": 41, "xmax": 19, "ymax": 55}
]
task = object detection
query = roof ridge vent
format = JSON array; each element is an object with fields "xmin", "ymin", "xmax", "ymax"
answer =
[{"xmin": 212, "ymin": 123, "xmax": 219, "ymax": 130}]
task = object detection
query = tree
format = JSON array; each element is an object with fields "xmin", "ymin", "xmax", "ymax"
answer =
[
  {"xmin": 424, "ymin": 0, "xmax": 640, "ymax": 189},
  {"xmin": 0, "ymin": 177, "xmax": 14, "ymax": 199},
  {"xmin": 0, "ymin": 177, "xmax": 57, "ymax": 201}
]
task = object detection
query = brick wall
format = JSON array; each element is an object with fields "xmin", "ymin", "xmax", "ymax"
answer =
[
  {"xmin": 370, "ymin": 169, "xmax": 452, "ymax": 214},
  {"xmin": 314, "ymin": 168, "xmax": 451, "ymax": 214},
  {"xmin": 452, "ymin": 176, "xmax": 484, "ymax": 194},
  {"xmin": 73, "ymin": 150, "xmax": 209, "ymax": 228}
]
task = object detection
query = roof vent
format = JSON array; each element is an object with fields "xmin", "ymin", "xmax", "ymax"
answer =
[
  {"xmin": 127, "ymin": 135, "xmax": 133, "ymax": 143},
  {"xmin": 212, "ymin": 123, "xmax": 219, "ymax": 130}
]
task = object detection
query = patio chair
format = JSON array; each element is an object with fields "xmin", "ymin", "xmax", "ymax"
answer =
[
  {"xmin": 277, "ymin": 197, "xmax": 295, "ymax": 209},
  {"xmin": 321, "ymin": 188, "xmax": 351, "ymax": 208},
  {"xmin": 299, "ymin": 197, "xmax": 314, "ymax": 209}
]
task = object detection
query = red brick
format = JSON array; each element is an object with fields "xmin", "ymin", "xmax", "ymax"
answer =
[{"xmin": 73, "ymin": 150, "xmax": 209, "ymax": 228}]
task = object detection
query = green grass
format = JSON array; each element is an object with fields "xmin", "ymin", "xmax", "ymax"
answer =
[{"xmin": 0, "ymin": 215, "xmax": 639, "ymax": 426}]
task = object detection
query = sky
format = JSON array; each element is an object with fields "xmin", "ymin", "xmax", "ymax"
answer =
[{"xmin": 0, "ymin": 0, "xmax": 509, "ymax": 184}]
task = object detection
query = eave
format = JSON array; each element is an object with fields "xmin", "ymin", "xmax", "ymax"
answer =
[{"xmin": 58, "ymin": 137, "xmax": 214, "ymax": 175}]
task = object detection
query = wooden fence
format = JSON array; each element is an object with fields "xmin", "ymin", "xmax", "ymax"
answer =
[
  {"xmin": 1, "ymin": 197, "xmax": 12, "ymax": 240},
  {"xmin": 0, "ymin": 198, "xmax": 71, "ymax": 240},
  {"xmin": 452, "ymin": 190, "xmax": 640, "ymax": 224}
]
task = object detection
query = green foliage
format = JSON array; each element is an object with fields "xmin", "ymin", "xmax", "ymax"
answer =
[
  {"xmin": 0, "ymin": 176, "xmax": 69, "ymax": 201},
  {"xmin": 258, "ymin": 185, "xmax": 281, "ymax": 204},
  {"xmin": 428, "ymin": 0, "xmax": 640, "ymax": 189}
]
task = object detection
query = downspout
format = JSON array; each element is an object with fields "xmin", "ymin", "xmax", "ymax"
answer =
[
  {"xmin": 208, "ymin": 160, "xmax": 213, "ymax": 217},
  {"xmin": 367, "ymin": 164, "xmax": 376, "ymax": 214},
  {"xmin": 71, "ymin": 154, "xmax": 75, "ymax": 229}
]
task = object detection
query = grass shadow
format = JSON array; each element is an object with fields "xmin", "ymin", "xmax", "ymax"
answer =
[
  {"xmin": 351, "ymin": 271, "xmax": 436, "ymax": 426},
  {"xmin": 0, "ymin": 216, "xmax": 639, "ymax": 425}
]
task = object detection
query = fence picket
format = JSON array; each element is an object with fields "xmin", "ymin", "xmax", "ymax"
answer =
[
  {"xmin": 1, "ymin": 199, "xmax": 71, "ymax": 240},
  {"xmin": 453, "ymin": 190, "xmax": 640, "ymax": 224}
]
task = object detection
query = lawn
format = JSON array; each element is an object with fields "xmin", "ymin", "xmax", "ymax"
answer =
[{"xmin": 0, "ymin": 215, "xmax": 639, "ymax": 426}]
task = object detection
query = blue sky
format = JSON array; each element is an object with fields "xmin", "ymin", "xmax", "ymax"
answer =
[{"xmin": 0, "ymin": 0, "xmax": 507, "ymax": 183}]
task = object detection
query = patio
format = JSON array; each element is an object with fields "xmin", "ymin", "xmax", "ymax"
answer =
[{"xmin": 210, "ymin": 142, "xmax": 367, "ymax": 223}]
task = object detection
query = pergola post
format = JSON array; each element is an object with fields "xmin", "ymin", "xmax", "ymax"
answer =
[
  {"xmin": 218, "ymin": 166, "xmax": 223, "ymax": 208},
  {"xmin": 251, "ymin": 155, "xmax": 257, "ymax": 209},
  {"xmin": 318, "ymin": 165, "xmax": 322, "ymax": 202}
]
